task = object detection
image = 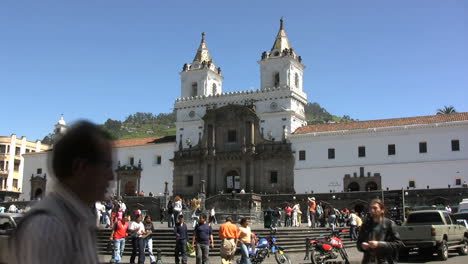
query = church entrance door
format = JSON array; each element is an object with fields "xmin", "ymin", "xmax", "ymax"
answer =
[
  {"xmin": 124, "ymin": 181, "xmax": 136, "ymax": 196},
  {"xmin": 226, "ymin": 170, "xmax": 241, "ymax": 193}
]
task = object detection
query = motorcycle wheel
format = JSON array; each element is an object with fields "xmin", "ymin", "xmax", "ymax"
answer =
[
  {"xmin": 310, "ymin": 250, "xmax": 325, "ymax": 264},
  {"xmin": 274, "ymin": 251, "xmax": 292, "ymax": 264},
  {"xmin": 339, "ymin": 248, "xmax": 350, "ymax": 264}
]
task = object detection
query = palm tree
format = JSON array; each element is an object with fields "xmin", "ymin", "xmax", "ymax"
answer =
[{"xmin": 437, "ymin": 106, "xmax": 457, "ymax": 115}]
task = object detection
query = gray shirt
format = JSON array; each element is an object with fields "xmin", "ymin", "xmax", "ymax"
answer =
[{"xmin": 11, "ymin": 184, "xmax": 99, "ymax": 264}]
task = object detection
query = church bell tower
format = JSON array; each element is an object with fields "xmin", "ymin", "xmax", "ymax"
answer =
[
  {"xmin": 180, "ymin": 32, "xmax": 223, "ymax": 98},
  {"xmin": 259, "ymin": 18, "xmax": 305, "ymax": 92}
]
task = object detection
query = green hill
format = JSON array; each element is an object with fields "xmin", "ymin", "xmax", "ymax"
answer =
[{"xmin": 41, "ymin": 102, "xmax": 354, "ymax": 142}]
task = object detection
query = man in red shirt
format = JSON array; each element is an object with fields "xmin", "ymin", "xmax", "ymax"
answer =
[
  {"xmin": 308, "ymin": 197, "xmax": 316, "ymax": 228},
  {"xmin": 110, "ymin": 214, "xmax": 129, "ymax": 263}
]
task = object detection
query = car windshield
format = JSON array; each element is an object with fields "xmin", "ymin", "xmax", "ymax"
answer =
[
  {"xmin": 454, "ymin": 213, "xmax": 468, "ymax": 221},
  {"xmin": 407, "ymin": 212, "xmax": 444, "ymax": 224}
]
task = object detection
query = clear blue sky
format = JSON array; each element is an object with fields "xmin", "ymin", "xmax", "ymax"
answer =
[{"xmin": 1, "ymin": 0, "xmax": 467, "ymax": 141}]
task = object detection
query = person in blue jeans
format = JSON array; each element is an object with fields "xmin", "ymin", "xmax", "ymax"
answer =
[
  {"xmin": 174, "ymin": 214, "xmax": 189, "ymax": 264},
  {"xmin": 129, "ymin": 214, "xmax": 146, "ymax": 264},
  {"xmin": 143, "ymin": 215, "xmax": 156, "ymax": 264},
  {"xmin": 192, "ymin": 214, "xmax": 214, "ymax": 264},
  {"xmin": 110, "ymin": 214, "xmax": 129, "ymax": 263}
]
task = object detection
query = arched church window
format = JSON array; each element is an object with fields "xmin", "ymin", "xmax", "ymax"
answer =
[
  {"xmin": 191, "ymin": 82, "xmax": 198, "ymax": 97},
  {"xmin": 295, "ymin": 73, "xmax": 299, "ymax": 88},
  {"xmin": 274, "ymin": 72, "xmax": 280, "ymax": 87},
  {"xmin": 212, "ymin": 83, "xmax": 217, "ymax": 95}
]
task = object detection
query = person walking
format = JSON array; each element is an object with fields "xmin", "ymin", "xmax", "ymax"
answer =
[
  {"xmin": 110, "ymin": 214, "xmax": 129, "ymax": 263},
  {"xmin": 219, "ymin": 216, "xmax": 239, "ymax": 264},
  {"xmin": 174, "ymin": 215, "xmax": 189, "ymax": 264},
  {"xmin": 292, "ymin": 200, "xmax": 299, "ymax": 227},
  {"xmin": 357, "ymin": 199, "xmax": 403, "ymax": 264},
  {"xmin": 12, "ymin": 121, "xmax": 114, "ymax": 264},
  {"xmin": 348, "ymin": 210, "xmax": 358, "ymax": 241},
  {"xmin": 167, "ymin": 200, "xmax": 175, "ymax": 227},
  {"xmin": 297, "ymin": 202, "xmax": 303, "ymax": 227},
  {"xmin": 129, "ymin": 214, "xmax": 146, "ymax": 264},
  {"xmin": 238, "ymin": 218, "xmax": 252, "ymax": 264},
  {"xmin": 316, "ymin": 202, "xmax": 324, "ymax": 227},
  {"xmin": 143, "ymin": 215, "xmax": 156, "ymax": 264},
  {"xmin": 174, "ymin": 196, "xmax": 183, "ymax": 219},
  {"xmin": 328, "ymin": 205, "xmax": 337, "ymax": 232},
  {"xmin": 192, "ymin": 214, "xmax": 214, "ymax": 264},
  {"xmin": 308, "ymin": 197, "xmax": 317, "ymax": 228},
  {"xmin": 209, "ymin": 207, "xmax": 217, "ymax": 226},
  {"xmin": 284, "ymin": 204, "xmax": 293, "ymax": 227}
]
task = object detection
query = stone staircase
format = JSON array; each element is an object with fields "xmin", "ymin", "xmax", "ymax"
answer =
[{"xmin": 97, "ymin": 226, "xmax": 354, "ymax": 257}]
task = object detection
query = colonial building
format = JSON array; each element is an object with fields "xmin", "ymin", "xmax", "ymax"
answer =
[
  {"xmin": 0, "ymin": 134, "xmax": 49, "ymax": 201},
  {"xmin": 291, "ymin": 113, "xmax": 468, "ymax": 193}
]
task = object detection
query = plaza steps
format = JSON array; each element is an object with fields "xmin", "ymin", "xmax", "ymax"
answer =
[{"xmin": 96, "ymin": 226, "xmax": 354, "ymax": 257}]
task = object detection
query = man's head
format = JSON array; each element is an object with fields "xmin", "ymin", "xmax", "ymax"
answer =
[
  {"xmin": 225, "ymin": 216, "xmax": 233, "ymax": 223},
  {"xmin": 135, "ymin": 214, "xmax": 142, "ymax": 222},
  {"xmin": 199, "ymin": 213, "xmax": 207, "ymax": 223},
  {"xmin": 369, "ymin": 199, "xmax": 385, "ymax": 222},
  {"xmin": 51, "ymin": 120, "xmax": 114, "ymax": 204},
  {"xmin": 177, "ymin": 214, "xmax": 184, "ymax": 223}
]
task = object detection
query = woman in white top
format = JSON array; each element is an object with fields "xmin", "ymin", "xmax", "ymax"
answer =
[
  {"xmin": 129, "ymin": 214, "xmax": 146, "ymax": 264},
  {"xmin": 292, "ymin": 202, "xmax": 300, "ymax": 227},
  {"xmin": 173, "ymin": 196, "xmax": 183, "ymax": 218},
  {"xmin": 349, "ymin": 210, "xmax": 358, "ymax": 241}
]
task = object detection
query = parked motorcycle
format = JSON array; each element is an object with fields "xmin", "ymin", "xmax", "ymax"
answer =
[
  {"xmin": 304, "ymin": 228, "xmax": 350, "ymax": 264},
  {"xmin": 237, "ymin": 228, "xmax": 292, "ymax": 264}
]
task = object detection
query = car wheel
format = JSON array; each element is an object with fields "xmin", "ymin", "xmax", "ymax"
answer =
[
  {"xmin": 437, "ymin": 240, "xmax": 448, "ymax": 261},
  {"xmin": 458, "ymin": 238, "xmax": 468, "ymax": 256}
]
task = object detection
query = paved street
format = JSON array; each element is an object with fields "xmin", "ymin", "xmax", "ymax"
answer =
[{"xmin": 99, "ymin": 247, "xmax": 468, "ymax": 264}]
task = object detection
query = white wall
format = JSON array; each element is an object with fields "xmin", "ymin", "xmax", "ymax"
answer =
[
  {"xmin": 20, "ymin": 152, "xmax": 54, "ymax": 201},
  {"xmin": 20, "ymin": 142, "xmax": 176, "ymax": 201},
  {"xmin": 291, "ymin": 124, "xmax": 468, "ymax": 193},
  {"xmin": 114, "ymin": 142, "xmax": 175, "ymax": 195}
]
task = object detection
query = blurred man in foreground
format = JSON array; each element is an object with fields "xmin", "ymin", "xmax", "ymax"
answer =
[{"xmin": 12, "ymin": 121, "xmax": 114, "ymax": 264}]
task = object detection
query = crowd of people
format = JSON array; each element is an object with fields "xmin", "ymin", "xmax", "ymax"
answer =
[
  {"xmin": 268, "ymin": 196, "xmax": 365, "ymax": 240},
  {"xmin": 109, "ymin": 210, "xmax": 157, "ymax": 264},
  {"xmin": 95, "ymin": 197, "xmax": 127, "ymax": 228}
]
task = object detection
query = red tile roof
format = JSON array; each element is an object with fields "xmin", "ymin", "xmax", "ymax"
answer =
[
  {"xmin": 294, "ymin": 112, "xmax": 468, "ymax": 135},
  {"xmin": 113, "ymin": 137, "xmax": 165, "ymax": 148}
]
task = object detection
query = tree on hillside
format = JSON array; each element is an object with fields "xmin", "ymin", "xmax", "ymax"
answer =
[
  {"xmin": 437, "ymin": 106, "xmax": 457, "ymax": 115},
  {"xmin": 304, "ymin": 102, "xmax": 333, "ymax": 124}
]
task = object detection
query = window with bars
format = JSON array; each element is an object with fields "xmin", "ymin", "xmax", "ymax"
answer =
[
  {"xmin": 328, "ymin": 148, "xmax": 335, "ymax": 159},
  {"xmin": 187, "ymin": 175, "xmax": 193, "ymax": 187},
  {"xmin": 452, "ymin": 140, "xmax": 460, "ymax": 151},
  {"xmin": 299, "ymin": 150, "xmax": 306, "ymax": 161},
  {"xmin": 388, "ymin": 144, "xmax": 396, "ymax": 155},
  {"xmin": 419, "ymin": 142, "xmax": 427, "ymax": 153},
  {"xmin": 270, "ymin": 171, "xmax": 278, "ymax": 184},
  {"xmin": 358, "ymin": 146, "xmax": 366, "ymax": 157}
]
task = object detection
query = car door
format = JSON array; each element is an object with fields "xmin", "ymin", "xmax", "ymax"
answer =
[
  {"xmin": 450, "ymin": 214, "xmax": 464, "ymax": 242},
  {"xmin": 442, "ymin": 212, "xmax": 455, "ymax": 242}
]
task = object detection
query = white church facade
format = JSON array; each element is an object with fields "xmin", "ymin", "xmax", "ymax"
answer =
[{"xmin": 18, "ymin": 19, "xmax": 468, "ymax": 201}]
